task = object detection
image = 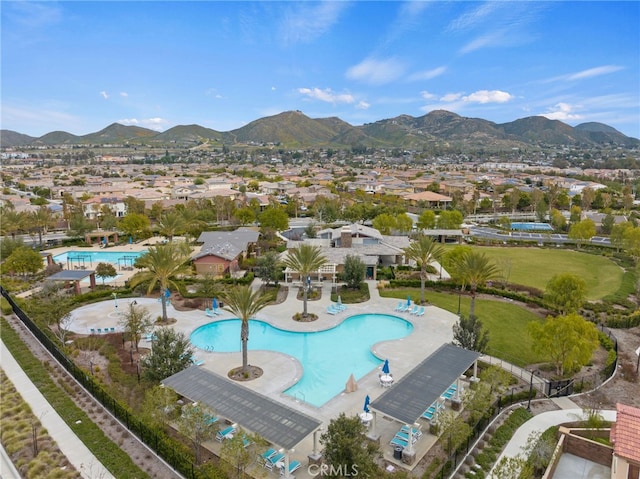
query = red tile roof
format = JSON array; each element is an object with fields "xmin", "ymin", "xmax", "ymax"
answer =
[{"xmin": 611, "ymin": 403, "xmax": 640, "ymax": 463}]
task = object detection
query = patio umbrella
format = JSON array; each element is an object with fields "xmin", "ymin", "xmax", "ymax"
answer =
[
  {"xmin": 407, "ymin": 295, "xmax": 411, "ymax": 307},
  {"xmin": 165, "ymin": 287, "xmax": 171, "ymax": 298},
  {"xmin": 382, "ymin": 359, "xmax": 390, "ymax": 375},
  {"xmin": 129, "ymin": 236, "xmax": 133, "ymax": 244},
  {"xmin": 213, "ymin": 297, "xmax": 218, "ymax": 310},
  {"xmin": 363, "ymin": 395, "xmax": 370, "ymax": 413}
]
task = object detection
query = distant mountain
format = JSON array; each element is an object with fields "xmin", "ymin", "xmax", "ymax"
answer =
[{"xmin": 2, "ymin": 110, "xmax": 638, "ymax": 150}]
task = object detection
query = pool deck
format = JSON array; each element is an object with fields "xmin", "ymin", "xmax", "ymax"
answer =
[{"xmin": 66, "ymin": 273, "xmax": 459, "ymax": 476}]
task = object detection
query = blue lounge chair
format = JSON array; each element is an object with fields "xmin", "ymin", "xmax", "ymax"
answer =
[
  {"xmin": 400, "ymin": 425, "xmax": 422, "ymax": 438},
  {"xmin": 416, "ymin": 306, "xmax": 425, "ymax": 316},
  {"xmin": 216, "ymin": 425, "xmax": 237, "ymax": 442},
  {"xmin": 408, "ymin": 305, "xmax": 419, "ymax": 315},
  {"xmin": 394, "ymin": 431, "xmax": 418, "ymax": 444},
  {"xmin": 326, "ymin": 305, "xmax": 339, "ymax": 315},
  {"xmin": 90, "ymin": 328, "xmax": 95, "ymax": 334},
  {"xmin": 96, "ymin": 328, "xmax": 102, "ymax": 334},
  {"xmin": 265, "ymin": 452, "xmax": 284, "ymax": 471},
  {"xmin": 390, "ymin": 436, "xmax": 408, "ymax": 449},
  {"xmin": 335, "ymin": 302, "xmax": 347, "ymax": 311},
  {"xmin": 192, "ymin": 358, "xmax": 204, "ymax": 366},
  {"xmin": 280, "ymin": 460, "xmax": 302, "ymax": 476},
  {"xmin": 258, "ymin": 448, "xmax": 277, "ymax": 466},
  {"xmin": 205, "ymin": 308, "xmax": 215, "ymax": 318},
  {"xmin": 398, "ymin": 303, "xmax": 410, "ymax": 313},
  {"xmin": 109, "ymin": 327, "xmax": 115, "ymax": 332},
  {"xmin": 394, "ymin": 301, "xmax": 404, "ymax": 312}
]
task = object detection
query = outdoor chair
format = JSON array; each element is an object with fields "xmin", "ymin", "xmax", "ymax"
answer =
[
  {"xmin": 416, "ymin": 307, "xmax": 425, "ymax": 316},
  {"xmin": 280, "ymin": 460, "xmax": 302, "ymax": 476},
  {"xmin": 400, "ymin": 425, "xmax": 422, "ymax": 438},
  {"xmin": 205, "ymin": 308, "xmax": 215, "ymax": 318},
  {"xmin": 258, "ymin": 448, "xmax": 277, "ymax": 466},
  {"xmin": 216, "ymin": 424, "xmax": 237, "ymax": 442},
  {"xmin": 394, "ymin": 301, "xmax": 404, "ymax": 312},
  {"xmin": 326, "ymin": 305, "xmax": 339, "ymax": 315},
  {"xmin": 264, "ymin": 452, "xmax": 284, "ymax": 471},
  {"xmin": 408, "ymin": 305, "xmax": 419, "ymax": 315},
  {"xmin": 389, "ymin": 436, "xmax": 408, "ymax": 449}
]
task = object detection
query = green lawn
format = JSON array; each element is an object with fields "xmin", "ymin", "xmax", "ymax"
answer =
[
  {"xmin": 447, "ymin": 246, "xmax": 623, "ymax": 301},
  {"xmin": 381, "ymin": 288, "xmax": 546, "ymax": 366}
]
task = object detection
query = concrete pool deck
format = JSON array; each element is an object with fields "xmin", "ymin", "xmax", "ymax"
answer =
[{"xmin": 67, "ymin": 278, "xmax": 459, "ymax": 476}]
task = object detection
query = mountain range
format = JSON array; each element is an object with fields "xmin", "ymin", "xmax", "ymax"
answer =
[{"xmin": 1, "ymin": 110, "xmax": 638, "ymax": 151}]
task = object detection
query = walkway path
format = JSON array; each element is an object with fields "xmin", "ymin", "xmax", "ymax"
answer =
[{"xmin": 0, "ymin": 340, "xmax": 114, "ymax": 479}]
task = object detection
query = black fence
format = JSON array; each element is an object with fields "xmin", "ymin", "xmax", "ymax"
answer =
[{"xmin": 0, "ymin": 285, "xmax": 201, "ymax": 479}]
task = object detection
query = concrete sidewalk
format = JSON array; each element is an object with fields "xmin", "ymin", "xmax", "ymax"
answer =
[{"xmin": 0, "ymin": 340, "xmax": 114, "ymax": 479}]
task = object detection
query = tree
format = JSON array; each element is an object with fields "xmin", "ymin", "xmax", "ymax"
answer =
[
  {"xmin": 417, "ymin": 210, "xmax": 436, "ymax": 230},
  {"xmin": 403, "ymin": 235, "xmax": 444, "ymax": 304},
  {"xmin": 549, "ymin": 208, "xmax": 566, "ymax": 231},
  {"xmin": 528, "ymin": 313, "xmax": 599, "ymax": 376},
  {"xmin": 259, "ymin": 206, "xmax": 289, "ymax": 233},
  {"xmin": 222, "ymin": 285, "xmax": 272, "ymax": 374},
  {"xmin": 320, "ymin": 413, "xmax": 378, "ymax": 478},
  {"xmin": 622, "ymin": 225, "xmax": 640, "ymax": 261},
  {"xmin": 220, "ymin": 428, "xmax": 254, "ymax": 479},
  {"xmin": 372, "ymin": 213, "xmax": 396, "ymax": 235},
  {"xmin": 233, "ymin": 207, "xmax": 256, "ymax": 226},
  {"xmin": 454, "ymin": 251, "xmax": 498, "ymax": 319},
  {"xmin": 254, "ymin": 251, "xmax": 281, "ymax": 286},
  {"xmin": 118, "ymin": 303, "xmax": 154, "ymax": 352},
  {"xmin": 141, "ymin": 385, "xmax": 178, "ymax": 428},
  {"xmin": 141, "ymin": 327, "xmax": 194, "ymax": 381},
  {"xmin": 3, "ymin": 246, "xmax": 43, "ymax": 276},
  {"xmin": 157, "ymin": 211, "xmax": 186, "ymax": 241},
  {"xmin": 67, "ymin": 213, "xmax": 93, "ymax": 237},
  {"xmin": 176, "ymin": 402, "xmax": 219, "ymax": 464},
  {"xmin": 342, "ymin": 254, "xmax": 366, "ymax": 289},
  {"xmin": 436, "ymin": 409, "xmax": 472, "ymax": 455},
  {"xmin": 30, "ymin": 206, "xmax": 55, "ymax": 246},
  {"xmin": 95, "ymin": 262, "xmax": 117, "ymax": 285},
  {"xmin": 544, "ymin": 273, "xmax": 587, "ymax": 314},
  {"xmin": 395, "ymin": 213, "xmax": 413, "ymax": 234},
  {"xmin": 610, "ymin": 221, "xmax": 634, "ymax": 252},
  {"xmin": 452, "ymin": 314, "xmax": 490, "ymax": 353},
  {"xmin": 567, "ymin": 218, "xmax": 596, "ymax": 249},
  {"xmin": 437, "ymin": 210, "xmax": 464, "ymax": 229},
  {"xmin": 130, "ymin": 242, "xmax": 192, "ymax": 321},
  {"xmin": 0, "ymin": 209, "xmax": 27, "ymax": 239},
  {"xmin": 441, "ymin": 245, "xmax": 473, "ymax": 284},
  {"xmin": 600, "ymin": 213, "xmax": 615, "ymax": 235},
  {"xmin": 281, "ymin": 244, "xmax": 328, "ymax": 317},
  {"xmin": 119, "ymin": 212, "xmax": 151, "ymax": 240}
]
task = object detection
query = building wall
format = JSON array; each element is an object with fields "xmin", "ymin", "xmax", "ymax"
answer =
[{"xmin": 193, "ymin": 256, "xmax": 230, "ymax": 277}]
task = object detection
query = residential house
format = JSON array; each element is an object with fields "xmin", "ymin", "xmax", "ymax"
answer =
[
  {"xmin": 192, "ymin": 227, "xmax": 260, "ymax": 277},
  {"xmin": 611, "ymin": 403, "xmax": 640, "ymax": 479}
]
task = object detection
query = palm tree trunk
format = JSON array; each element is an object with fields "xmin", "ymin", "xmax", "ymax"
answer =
[
  {"xmin": 241, "ymin": 320, "xmax": 249, "ymax": 372},
  {"xmin": 420, "ymin": 271, "xmax": 426, "ymax": 304},
  {"xmin": 303, "ymin": 287, "xmax": 308, "ymax": 316},
  {"xmin": 470, "ymin": 287, "xmax": 477, "ymax": 318},
  {"xmin": 161, "ymin": 297, "xmax": 168, "ymax": 321}
]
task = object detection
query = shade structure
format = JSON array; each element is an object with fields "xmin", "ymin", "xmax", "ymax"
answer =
[
  {"xmin": 345, "ymin": 373, "xmax": 358, "ymax": 393},
  {"xmin": 213, "ymin": 297, "xmax": 218, "ymax": 309},
  {"xmin": 363, "ymin": 394, "xmax": 370, "ymax": 413},
  {"xmin": 382, "ymin": 359, "xmax": 390, "ymax": 375}
]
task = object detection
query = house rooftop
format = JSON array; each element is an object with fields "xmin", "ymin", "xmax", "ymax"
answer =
[{"xmin": 611, "ymin": 403, "xmax": 640, "ymax": 464}]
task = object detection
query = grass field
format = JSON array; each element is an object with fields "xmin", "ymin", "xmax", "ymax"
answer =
[
  {"xmin": 380, "ymin": 287, "xmax": 546, "ymax": 366},
  {"xmin": 447, "ymin": 246, "xmax": 623, "ymax": 300}
]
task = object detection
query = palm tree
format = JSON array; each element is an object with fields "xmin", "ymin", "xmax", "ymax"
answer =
[
  {"xmin": 402, "ymin": 235, "xmax": 444, "ymax": 304},
  {"xmin": 455, "ymin": 251, "xmax": 498, "ymax": 319},
  {"xmin": 129, "ymin": 242, "xmax": 192, "ymax": 321},
  {"xmin": 157, "ymin": 211, "xmax": 186, "ymax": 242},
  {"xmin": 281, "ymin": 244, "xmax": 327, "ymax": 317},
  {"xmin": 0, "ymin": 209, "xmax": 27, "ymax": 239},
  {"xmin": 222, "ymin": 285, "xmax": 272, "ymax": 374},
  {"xmin": 30, "ymin": 206, "xmax": 56, "ymax": 246}
]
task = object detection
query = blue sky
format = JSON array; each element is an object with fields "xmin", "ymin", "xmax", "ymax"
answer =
[{"xmin": 2, "ymin": 1, "xmax": 639, "ymax": 139}]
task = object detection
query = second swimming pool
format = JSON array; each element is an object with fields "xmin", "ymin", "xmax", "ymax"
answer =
[{"xmin": 190, "ymin": 313, "xmax": 413, "ymax": 407}]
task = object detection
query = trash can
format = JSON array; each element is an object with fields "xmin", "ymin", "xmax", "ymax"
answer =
[{"xmin": 393, "ymin": 446, "xmax": 403, "ymax": 459}]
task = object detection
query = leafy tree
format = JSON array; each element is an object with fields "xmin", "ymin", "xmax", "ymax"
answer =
[
  {"xmin": 610, "ymin": 221, "xmax": 634, "ymax": 252},
  {"xmin": 497, "ymin": 215, "xmax": 511, "ymax": 230},
  {"xmin": 141, "ymin": 385, "xmax": 178, "ymax": 429},
  {"xmin": 452, "ymin": 314, "xmax": 490, "ymax": 353},
  {"xmin": 372, "ymin": 213, "xmax": 396, "ymax": 235},
  {"xmin": 454, "ymin": 251, "xmax": 498, "ymax": 319},
  {"xmin": 436, "ymin": 410, "xmax": 472, "ymax": 455},
  {"xmin": 67, "ymin": 213, "xmax": 93, "ymax": 237},
  {"xmin": 395, "ymin": 212, "xmax": 413, "ymax": 234},
  {"xmin": 176, "ymin": 402, "xmax": 219, "ymax": 464},
  {"xmin": 313, "ymin": 196, "xmax": 340, "ymax": 223},
  {"xmin": 30, "ymin": 206, "xmax": 56, "ymax": 246},
  {"xmin": 549, "ymin": 208, "xmax": 566, "ymax": 231},
  {"xmin": 0, "ymin": 237, "xmax": 24, "ymax": 259},
  {"xmin": 3, "ymin": 246, "xmax": 43, "ymax": 276},
  {"xmin": 254, "ymin": 251, "xmax": 281, "ymax": 285},
  {"xmin": 130, "ymin": 242, "xmax": 192, "ymax": 321},
  {"xmin": 0, "ymin": 209, "xmax": 26, "ymax": 239},
  {"xmin": 222, "ymin": 285, "xmax": 272, "ymax": 374},
  {"xmin": 233, "ymin": 207, "xmax": 256, "ymax": 226},
  {"xmin": 304, "ymin": 221, "xmax": 317, "ymax": 238},
  {"xmin": 544, "ymin": 273, "xmax": 587, "ymax": 314},
  {"xmin": 118, "ymin": 303, "xmax": 154, "ymax": 352},
  {"xmin": 157, "ymin": 211, "xmax": 186, "ymax": 241},
  {"xmin": 141, "ymin": 327, "xmax": 194, "ymax": 381},
  {"xmin": 567, "ymin": 218, "xmax": 596, "ymax": 249},
  {"xmin": 441, "ymin": 245, "xmax": 473, "ymax": 284},
  {"xmin": 281, "ymin": 244, "xmax": 328, "ymax": 317},
  {"xmin": 119, "ymin": 212, "xmax": 151, "ymax": 240},
  {"xmin": 569, "ymin": 205, "xmax": 582, "ymax": 223},
  {"xmin": 320, "ymin": 413, "xmax": 378, "ymax": 478},
  {"xmin": 438, "ymin": 210, "xmax": 464, "ymax": 229},
  {"xmin": 259, "ymin": 206, "xmax": 289, "ymax": 233},
  {"xmin": 124, "ymin": 196, "xmax": 146, "ymax": 215},
  {"xmin": 622, "ymin": 225, "xmax": 640, "ymax": 261},
  {"xmin": 417, "ymin": 210, "xmax": 436, "ymax": 230},
  {"xmin": 529, "ymin": 313, "xmax": 599, "ymax": 376},
  {"xmin": 403, "ymin": 235, "xmax": 443, "ymax": 304},
  {"xmin": 342, "ymin": 254, "xmax": 366, "ymax": 289},
  {"xmin": 95, "ymin": 262, "xmax": 117, "ymax": 284},
  {"xmin": 220, "ymin": 428, "xmax": 254, "ymax": 479},
  {"xmin": 600, "ymin": 213, "xmax": 615, "ymax": 235}
]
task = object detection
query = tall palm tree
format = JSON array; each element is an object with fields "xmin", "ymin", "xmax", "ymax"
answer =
[
  {"xmin": 157, "ymin": 211, "xmax": 186, "ymax": 242},
  {"xmin": 455, "ymin": 251, "xmax": 498, "ymax": 319},
  {"xmin": 281, "ymin": 244, "xmax": 327, "ymax": 317},
  {"xmin": 402, "ymin": 235, "xmax": 444, "ymax": 304},
  {"xmin": 30, "ymin": 206, "xmax": 56, "ymax": 246},
  {"xmin": 222, "ymin": 285, "xmax": 271, "ymax": 374},
  {"xmin": 0, "ymin": 209, "xmax": 27, "ymax": 239},
  {"xmin": 129, "ymin": 242, "xmax": 192, "ymax": 321}
]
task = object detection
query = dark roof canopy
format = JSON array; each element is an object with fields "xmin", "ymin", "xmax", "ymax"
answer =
[
  {"xmin": 162, "ymin": 367, "xmax": 321, "ymax": 450},
  {"xmin": 370, "ymin": 344, "xmax": 480, "ymax": 425},
  {"xmin": 47, "ymin": 270, "xmax": 95, "ymax": 281}
]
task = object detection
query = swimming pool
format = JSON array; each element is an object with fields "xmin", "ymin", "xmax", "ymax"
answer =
[
  {"xmin": 510, "ymin": 222, "xmax": 553, "ymax": 231},
  {"xmin": 190, "ymin": 314, "xmax": 413, "ymax": 407},
  {"xmin": 53, "ymin": 250, "xmax": 147, "ymax": 267}
]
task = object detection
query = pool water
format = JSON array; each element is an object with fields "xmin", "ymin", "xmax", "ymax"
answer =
[
  {"xmin": 53, "ymin": 250, "xmax": 147, "ymax": 266},
  {"xmin": 510, "ymin": 222, "xmax": 553, "ymax": 231},
  {"xmin": 190, "ymin": 314, "xmax": 413, "ymax": 407}
]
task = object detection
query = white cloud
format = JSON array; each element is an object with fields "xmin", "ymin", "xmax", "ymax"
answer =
[
  {"xmin": 540, "ymin": 103, "xmax": 583, "ymax": 121},
  {"xmin": 120, "ymin": 92, "xmax": 128, "ymax": 97},
  {"xmin": 408, "ymin": 66, "xmax": 447, "ymax": 82},
  {"xmin": 99, "ymin": 91, "xmax": 109, "ymax": 100},
  {"xmin": 441, "ymin": 93, "xmax": 463, "ymax": 102},
  {"xmin": 566, "ymin": 65, "xmax": 624, "ymax": 81},
  {"xmin": 421, "ymin": 91, "xmax": 436, "ymax": 100},
  {"xmin": 118, "ymin": 117, "xmax": 168, "ymax": 131},
  {"xmin": 281, "ymin": 1, "xmax": 348, "ymax": 44},
  {"xmin": 271, "ymin": 86, "xmax": 276, "ymax": 91},
  {"xmin": 462, "ymin": 90, "xmax": 514, "ymax": 104},
  {"xmin": 356, "ymin": 101, "xmax": 370, "ymax": 110},
  {"xmin": 298, "ymin": 87, "xmax": 355, "ymax": 104},
  {"xmin": 346, "ymin": 57, "xmax": 405, "ymax": 85}
]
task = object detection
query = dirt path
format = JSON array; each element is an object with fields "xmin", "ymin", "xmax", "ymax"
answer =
[{"xmin": 3, "ymin": 314, "xmax": 182, "ymax": 479}]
